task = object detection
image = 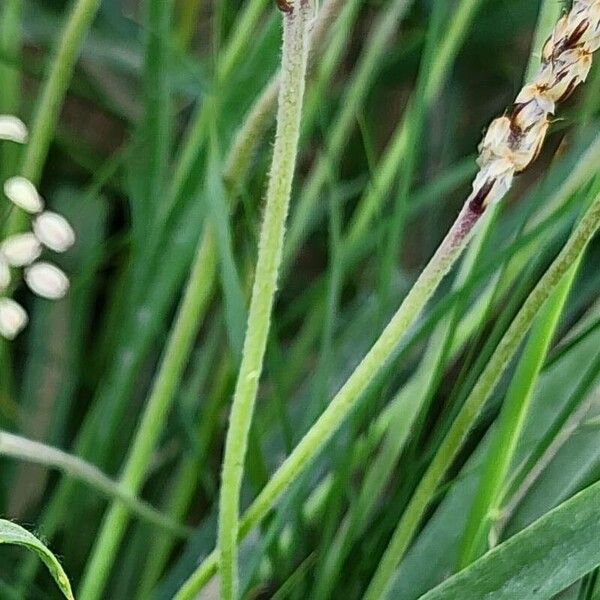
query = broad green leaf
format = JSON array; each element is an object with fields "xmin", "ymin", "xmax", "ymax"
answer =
[{"xmin": 419, "ymin": 479, "xmax": 600, "ymax": 600}]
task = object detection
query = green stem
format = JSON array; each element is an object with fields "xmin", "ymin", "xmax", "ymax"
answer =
[
  {"xmin": 77, "ymin": 231, "xmax": 217, "ymax": 600},
  {"xmin": 222, "ymin": 0, "xmax": 348, "ymax": 193},
  {"xmin": 7, "ymin": 0, "xmax": 100, "ymax": 231},
  {"xmin": 0, "ymin": 431, "xmax": 189, "ymax": 537},
  {"xmin": 217, "ymin": 3, "xmax": 313, "ymax": 597},
  {"xmin": 175, "ymin": 200, "xmax": 485, "ymax": 600},
  {"xmin": 363, "ymin": 191, "xmax": 600, "ymax": 600}
]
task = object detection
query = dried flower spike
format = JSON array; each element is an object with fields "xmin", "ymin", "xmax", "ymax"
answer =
[
  {"xmin": 0, "ymin": 115, "xmax": 28, "ymax": 144},
  {"xmin": 24, "ymin": 262, "xmax": 70, "ymax": 300},
  {"xmin": 3, "ymin": 177, "xmax": 44, "ymax": 214},
  {"xmin": 1, "ymin": 233, "xmax": 42, "ymax": 267},
  {"xmin": 468, "ymin": 0, "xmax": 600, "ymax": 212},
  {"xmin": 0, "ymin": 298, "xmax": 28, "ymax": 340}
]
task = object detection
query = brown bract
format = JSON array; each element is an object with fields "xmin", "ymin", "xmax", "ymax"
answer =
[{"xmin": 466, "ymin": 0, "xmax": 600, "ymax": 211}]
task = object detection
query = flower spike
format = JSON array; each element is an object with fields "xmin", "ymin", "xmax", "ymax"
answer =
[{"xmin": 468, "ymin": 0, "xmax": 600, "ymax": 211}]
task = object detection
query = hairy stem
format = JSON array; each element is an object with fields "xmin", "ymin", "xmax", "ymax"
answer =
[
  {"xmin": 175, "ymin": 200, "xmax": 485, "ymax": 599},
  {"xmin": 217, "ymin": 2, "xmax": 313, "ymax": 598}
]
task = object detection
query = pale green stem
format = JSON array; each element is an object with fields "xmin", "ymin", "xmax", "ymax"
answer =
[
  {"xmin": 223, "ymin": 75, "xmax": 280, "ymax": 193},
  {"xmin": 218, "ymin": 3, "xmax": 313, "ymax": 597},
  {"xmin": 175, "ymin": 199, "xmax": 486, "ymax": 600},
  {"xmin": 363, "ymin": 191, "xmax": 600, "ymax": 600},
  {"xmin": 0, "ymin": 431, "xmax": 190, "ymax": 537},
  {"xmin": 222, "ymin": 0, "xmax": 346, "ymax": 192},
  {"xmin": 77, "ymin": 232, "xmax": 217, "ymax": 600}
]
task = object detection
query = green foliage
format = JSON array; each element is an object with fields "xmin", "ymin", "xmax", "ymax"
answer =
[
  {"xmin": 0, "ymin": 519, "xmax": 73, "ymax": 599},
  {"xmin": 1, "ymin": 0, "xmax": 600, "ymax": 599}
]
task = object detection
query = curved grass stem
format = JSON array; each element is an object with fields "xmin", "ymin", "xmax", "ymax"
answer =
[
  {"xmin": 217, "ymin": 3, "xmax": 313, "ymax": 597},
  {"xmin": 0, "ymin": 431, "xmax": 190, "ymax": 537}
]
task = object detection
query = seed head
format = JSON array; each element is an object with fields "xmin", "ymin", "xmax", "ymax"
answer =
[
  {"xmin": 33, "ymin": 211, "xmax": 76, "ymax": 253},
  {"xmin": 0, "ymin": 233, "xmax": 42, "ymax": 267},
  {"xmin": 3, "ymin": 177, "xmax": 44, "ymax": 214},
  {"xmin": 468, "ymin": 0, "xmax": 600, "ymax": 210}
]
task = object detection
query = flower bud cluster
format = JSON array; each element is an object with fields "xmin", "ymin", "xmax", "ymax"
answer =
[
  {"xmin": 468, "ymin": 0, "xmax": 600, "ymax": 212},
  {"xmin": 0, "ymin": 116, "xmax": 75, "ymax": 340}
]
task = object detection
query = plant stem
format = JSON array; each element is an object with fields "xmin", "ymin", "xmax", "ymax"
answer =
[
  {"xmin": 7, "ymin": 0, "xmax": 100, "ymax": 233},
  {"xmin": 222, "ymin": 0, "xmax": 347, "ymax": 192},
  {"xmin": 363, "ymin": 190, "xmax": 600, "ymax": 600},
  {"xmin": 217, "ymin": 3, "xmax": 313, "ymax": 597},
  {"xmin": 175, "ymin": 200, "xmax": 485, "ymax": 599},
  {"xmin": 77, "ymin": 232, "xmax": 217, "ymax": 600},
  {"xmin": 0, "ymin": 431, "xmax": 189, "ymax": 536}
]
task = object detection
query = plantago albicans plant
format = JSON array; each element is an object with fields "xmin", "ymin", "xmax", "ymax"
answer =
[
  {"xmin": 176, "ymin": 2, "xmax": 600, "ymax": 596},
  {"xmin": 6, "ymin": 1, "xmax": 600, "ymax": 598}
]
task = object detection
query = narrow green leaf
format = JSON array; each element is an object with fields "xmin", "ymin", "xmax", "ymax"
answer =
[{"xmin": 0, "ymin": 519, "xmax": 73, "ymax": 599}]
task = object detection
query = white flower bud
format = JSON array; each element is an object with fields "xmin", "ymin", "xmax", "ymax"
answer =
[
  {"xmin": 0, "ymin": 233, "xmax": 42, "ymax": 267},
  {"xmin": 33, "ymin": 211, "xmax": 76, "ymax": 252},
  {"xmin": 24, "ymin": 262, "xmax": 70, "ymax": 300},
  {"xmin": 3, "ymin": 177, "xmax": 44, "ymax": 214},
  {"xmin": 0, "ymin": 115, "xmax": 28, "ymax": 144},
  {"xmin": 0, "ymin": 298, "xmax": 28, "ymax": 340},
  {"xmin": 0, "ymin": 259, "xmax": 10, "ymax": 291}
]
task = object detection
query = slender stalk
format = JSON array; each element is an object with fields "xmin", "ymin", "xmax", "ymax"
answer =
[
  {"xmin": 222, "ymin": 0, "xmax": 346, "ymax": 192},
  {"xmin": 217, "ymin": 3, "xmax": 313, "ymax": 597},
  {"xmin": 6, "ymin": 0, "xmax": 100, "ymax": 235},
  {"xmin": 17, "ymin": 0, "xmax": 99, "ymax": 186},
  {"xmin": 175, "ymin": 199, "xmax": 485, "ymax": 599},
  {"xmin": 363, "ymin": 191, "xmax": 600, "ymax": 600},
  {"xmin": 77, "ymin": 232, "xmax": 217, "ymax": 600},
  {"xmin": 0, "ymin": 431, "xmax": 189, "ymax": 537}
]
